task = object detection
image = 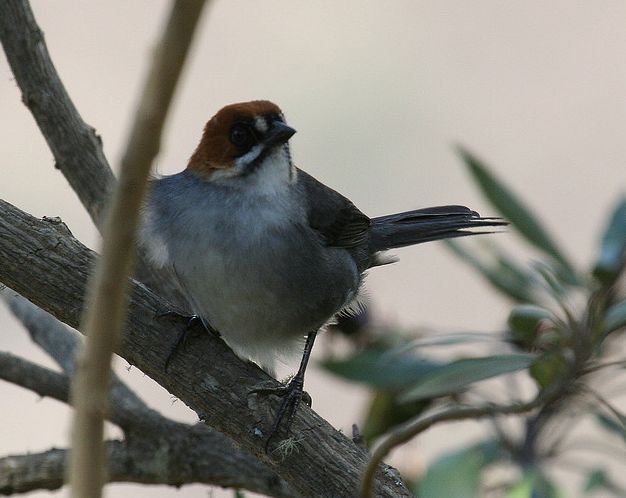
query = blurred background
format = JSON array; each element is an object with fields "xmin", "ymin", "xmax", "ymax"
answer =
[{"xmin": 1, "ymin": 1, "xmax": 625, "ymax": 496}]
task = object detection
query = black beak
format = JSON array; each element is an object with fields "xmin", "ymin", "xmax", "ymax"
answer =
[{"xmin": 263, "ymin": 121, "xmax": 296, "ymax": 148}]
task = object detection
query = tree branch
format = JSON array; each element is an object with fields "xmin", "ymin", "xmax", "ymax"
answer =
[
  {"xmin": 0, "ymin": 437, "xmax": 296, "ymax": 497},
  {"xmin": 0, "ymin": 446, "xmax": 69, "ymax": 495},
  {"xmin": 0, "ymin": 0, "xmax": 188, "ymax": 308},
  {"xmin": 359, "ymin": 399, "xmax": 543, "ymax": 497},
  {"xmin": 0, "ymin": 351, "xmax": 70, "ymax": 403},
  {"xmin": 67, "ymin": 2, "xmax": 208, "ymax": 494},
  {"xmin": 1, "ymin": 292, "xmax": 296, "ymax": 497},
  {"xmin": 3, "ymin": 290, "xmax": 84, "ymax": 372},
  {"xmin": 2, "ymin": 290, "xmax": 161, "ymax": 432},
  {"xmin": 0, "ymin": 199, "xmax": 412, "ymax": 497}
]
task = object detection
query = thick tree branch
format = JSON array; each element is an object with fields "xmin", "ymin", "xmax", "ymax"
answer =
[{"xmin": 0, "ymin": 199, "xmax": 411, "ymax": 497}]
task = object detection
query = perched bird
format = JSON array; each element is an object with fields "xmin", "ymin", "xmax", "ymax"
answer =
[{"xmin": 140, "ymin": 100, "xmax": 504, "ymax": 440}]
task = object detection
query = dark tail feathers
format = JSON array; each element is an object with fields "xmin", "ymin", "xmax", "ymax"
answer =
[{"xmin": 369, "ymin": 205, "xmax": 506, "ymax": 252}]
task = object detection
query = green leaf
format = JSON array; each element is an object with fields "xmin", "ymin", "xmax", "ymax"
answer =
[
  {"xmin": 593, "ymin": 196, "xmax": 626, "ymax": 285},
  {"xmin": 529, "ymin": 352, "xmax": 568, "ymax": 389},
  {"xmin": 400, "ymin": 332, "xmax": 498, "ymax": 349},
  {"xmin": 583, "ymin": 468, "xmax": 625, "ymax": 495},
  {"xmin": 416, "ymin": 441, "xmax": 501, "ymax": 498},
  {"xmin": 584, "ymin": 469, "xmax": 609, "ymax": 494},
  {"xmin": 457, "ymin": 146, "xmax": 578, "ymax": 284},
  {"xmin": 595, "ymin": 411, "xmax": 626, "ymax": 446},
  {"xmin": 508, "ymin": 305, "xmax": 554, "ymax": 349},
  {"xmin": 446, "ymin": 239, "xmax": 537, "ymax": 303},
  {"xmin": 506, "ymin": 475, "xmax": 534, "ymax": 498},
  {"xmin": 532, "ymin": 260, "xmax": 568, "ymax": 298},
  {"xmin": 400, "ymin": 354, "xmax": 534, "ymax": 402},
  {"xmin": 604, "ymin": 299, "xmax": 626, "ymax": 334},
  {"xmin": 506, "ymin": 472, "xmax": 564, "ymax": 498},
  {"xmin": 361, "ymin": 390, "xmax": 431, "ymax": 444},
  {"xmin": 321, "ymin": 348, "xmax": 442, "ymax": 389}
]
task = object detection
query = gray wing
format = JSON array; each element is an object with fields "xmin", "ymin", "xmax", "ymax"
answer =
[{"xmin": 296, "ymin": 168, "xmax": 371, "ymax": 249}]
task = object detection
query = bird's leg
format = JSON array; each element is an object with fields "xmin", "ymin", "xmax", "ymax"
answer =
[
  {"xmin": 252, "ymin": 329, "xmax": 318, "ymax": 452},
  {"xmin": 156, "ymin": 310, "xmax": 220, "ymax": 370}
]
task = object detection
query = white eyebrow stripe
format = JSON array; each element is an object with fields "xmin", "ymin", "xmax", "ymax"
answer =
[{"xmin": 255, "ymin": 116, "xmax": 268, "ymax": 133}]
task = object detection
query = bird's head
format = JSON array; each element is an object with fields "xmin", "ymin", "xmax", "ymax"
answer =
[{"xmin": 186, "ymin": 100, "xmax": 297, "ymax": 185}]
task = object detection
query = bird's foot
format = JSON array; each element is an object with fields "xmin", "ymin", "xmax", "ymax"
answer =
[
  {"xmin": 156, "ymin": 310, "xmax": 219, "ymax": 370},
  {"xmin": 251, "ymin": 373, "xmax": 312, "ymax": 453}
]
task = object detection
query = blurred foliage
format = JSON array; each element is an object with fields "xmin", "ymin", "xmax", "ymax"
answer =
[
  {"xmin": 415, "ymin": 440, "xmax": 503, "ymax": 498},
  {"xmin": 321, "ymin": 148, "xmax": 626, "ymax": 497}
]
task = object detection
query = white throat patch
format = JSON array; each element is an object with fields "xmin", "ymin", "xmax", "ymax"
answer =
[
  {"xmin": 210, "ymin": 145, "xmax": 296, "ymax": 195},
  {"xmin": 243, "ymin": 146, "xmax": 295, "ymax": 195}
]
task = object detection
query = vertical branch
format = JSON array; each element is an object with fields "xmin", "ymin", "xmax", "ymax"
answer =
[
  {"xmin": 68, "ymin": 1, "xmax": 208, "ymax": 496},
  {"xmin": 119, "ymin": 0, "xmax": 209, "ymax": 172}
]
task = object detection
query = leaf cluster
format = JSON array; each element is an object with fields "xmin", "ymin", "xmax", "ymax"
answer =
[{"xmin": 324, "ymin": 148, "xmax": 626, "ymax": 497}]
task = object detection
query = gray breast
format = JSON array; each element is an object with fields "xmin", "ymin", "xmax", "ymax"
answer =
[{"xmin": 141, "ymin": 170, "xmax": 360, "ymax": 341}]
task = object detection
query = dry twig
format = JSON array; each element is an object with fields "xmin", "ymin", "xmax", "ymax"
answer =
[{"xmin": 63, "ymin": 2, "xmax": 207, "ymax": 496}]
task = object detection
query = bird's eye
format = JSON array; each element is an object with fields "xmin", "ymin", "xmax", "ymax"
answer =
[{"xmin": 229, "ymin": 124, "xmax": 254, "ymax": 149}]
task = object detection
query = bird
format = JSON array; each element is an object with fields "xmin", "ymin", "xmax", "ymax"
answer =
[{"xmin": 139, "ymin": 100, "xmax": 505, "ymax": 444}]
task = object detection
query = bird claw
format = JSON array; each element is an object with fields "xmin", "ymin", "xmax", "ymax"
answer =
[
  {"xmin": 155, "ymin": 309, "xmax": 189, "ymax": 321},
  {"xmin": 156, "ymin": 311, "xmax": 219, "ymax": 370},
  {"xmin": 251, "ymin": 374, "xmax": 311, "ymax": 453}
]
